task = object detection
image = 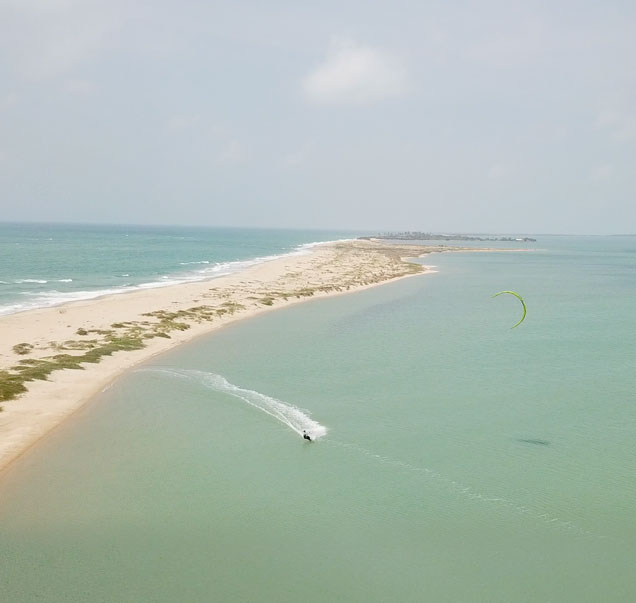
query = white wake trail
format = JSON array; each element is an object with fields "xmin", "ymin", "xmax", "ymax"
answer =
[
  {"xmin": 325, "ymin": 439, "xmax": 602, "ymax": 540},
  {"xmin": 142, "ymin": 367, "xmax": 327, "ymax": 440}
]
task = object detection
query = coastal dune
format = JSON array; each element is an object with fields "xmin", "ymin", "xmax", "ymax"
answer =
[{"xmin": 0, "ymin": 239, "xmax": 463, "ymax": 472}]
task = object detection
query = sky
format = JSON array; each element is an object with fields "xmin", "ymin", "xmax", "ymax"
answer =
[{"xmin": 1, "ymin": 0, "xmax": 635, "ymax": 234}]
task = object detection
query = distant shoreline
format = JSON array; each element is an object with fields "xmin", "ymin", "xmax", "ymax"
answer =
[
  {"xmin": 362, "ymin": 232, "xmax": 537, "ymax": 242},
  {"xmin": 0, "ymin": 240, "xmax": 480, "ymax": 474}
]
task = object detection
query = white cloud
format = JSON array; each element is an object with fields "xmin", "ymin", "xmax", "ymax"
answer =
[{"xmin": 302, "ymin": 39, "xmax": 407, "ymax": 105}]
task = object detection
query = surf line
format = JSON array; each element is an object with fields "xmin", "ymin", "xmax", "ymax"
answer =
[{"xmin": 139, "ymin": 367, "xmax": 328, "ymax": 441}]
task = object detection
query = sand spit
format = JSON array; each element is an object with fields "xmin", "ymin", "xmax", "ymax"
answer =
[{"xmin": 0, "ymin": 240, "xmax": 473, "ymax": 472}]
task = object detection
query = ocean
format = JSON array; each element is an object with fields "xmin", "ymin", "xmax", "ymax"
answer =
[
  {"xmin": 0, "ymin": 223, "xmax": 362, "ymax": 316},
  {"xmin": 1, "ymin": 230, "xmax": 635, "ymax": 601}
]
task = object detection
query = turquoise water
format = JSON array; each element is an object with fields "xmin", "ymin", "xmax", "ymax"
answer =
[
  {"xmin": 1, "ymin": 236, "xmax": 635, "ymax": 601},
  {"xmin": 0, "ymin": 223, "xmax": 363, "ymax": 315}
]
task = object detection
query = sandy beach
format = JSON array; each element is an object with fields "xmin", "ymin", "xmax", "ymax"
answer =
[{"xmin": 0, "ymin": 239, "xmax": 469, "ymax": 473}]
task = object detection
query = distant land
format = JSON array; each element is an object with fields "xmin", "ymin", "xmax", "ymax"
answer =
[{"xmin": 361, "ymin": 232, "xmax": 537, "ymax": 242}]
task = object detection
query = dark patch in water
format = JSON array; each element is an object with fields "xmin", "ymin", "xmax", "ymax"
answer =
[{"xmin": 517, "ymin": 438, "xmax": 550, "ymax": 446}]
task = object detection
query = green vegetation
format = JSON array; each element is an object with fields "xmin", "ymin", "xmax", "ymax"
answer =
[
  {"xmin": 0, "ymin": 335, "xmax": 147, "ymax": 403},
  {"xmin": 12, "ymin": 343, "xmax": 34, "ymax": 355},
  {"xmin": 86, "ymin": 328, "xmax": 114, "ymax": 336},
  {"xmin": 141, "ymin": 302, "xmax": 244, "ymax": 330},
  {"xmin": 50, "ymin": 339, "xmax": 99, "ymax": 351},
  {"xmin": 294, "ymin": 288, "xmax": 316, "ymax": 298},
  {"xmin": 15, "ymin": 356, "xmax": 85, "ymax": 380},
  {"xmin": 0, "ymin": 300, "xmax": 251, "ymax": 404},
  {"xmin": 0, "ymin": 370, "xmax": 28, "ymax": 402},
  {"xmin": 221, "ymin": 301, "xmax": 244, "ymax": 312}
]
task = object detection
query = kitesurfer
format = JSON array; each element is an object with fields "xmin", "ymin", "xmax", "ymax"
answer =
[{"xmin": 303, "ymin": 430, "xmax": 312, "ymax": 442}]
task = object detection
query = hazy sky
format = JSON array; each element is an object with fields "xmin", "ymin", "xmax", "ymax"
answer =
[{"xmin": 1, "ymin": 0, "xmax": 635, "ymax": 233}]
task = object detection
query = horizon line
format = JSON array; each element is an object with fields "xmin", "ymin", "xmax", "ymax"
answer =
[{"xmin": 0, "ymin": 219, "xmax": 632, "ymax": 237}]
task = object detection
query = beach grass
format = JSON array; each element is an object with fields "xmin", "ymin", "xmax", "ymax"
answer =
[
  {"xmin": 0, "ymin": 370, "xmax": 29, "ymax": 402},
  {"xmin": 12, "ymin": 343, "xmax": 34, "ymax": 355},
  {"xmin": 1, "ymin": 301, "xmax": 254, "ymax": 402}
]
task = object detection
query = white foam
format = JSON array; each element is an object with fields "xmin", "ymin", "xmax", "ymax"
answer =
[
  {"xmin": 143, "ymin": 368, "xmax": 328, "ymax": 440},
  {"xmin": 0, "ymin": 238, "xmax": 348, "ymax": 316},
  {"xmin": 14, "ymin": 279, "xmax": 48, "ymax": 284},
  {"xmin": 57, "ymin": 278, "xmax": 73, "ymax": 283},
  {"xmin": 325, "ymin": 439, "xmax": 599, "ymax": 539}
]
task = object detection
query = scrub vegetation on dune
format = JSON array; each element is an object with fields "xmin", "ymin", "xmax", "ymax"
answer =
[
  {"xmin": 0, "ymin": 301, "xmax": 249, "ymax": 403},
  {"xmin": 12, "ymin": 343, "xmax": 34, "ymax": 355}
]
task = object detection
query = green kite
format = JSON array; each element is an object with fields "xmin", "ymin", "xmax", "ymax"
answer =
[{"xmin": 492, "ymin": 290, "xmax": 526, "ymax": 328}]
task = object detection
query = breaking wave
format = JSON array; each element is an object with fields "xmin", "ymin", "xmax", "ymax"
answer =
[
  {"xmin": 14, "ymin": 279, "xmax": 48, "ymax": 284},
  {"xmin": 0, "ymin": 240, "xmax": 340, "ymax": 317}
]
